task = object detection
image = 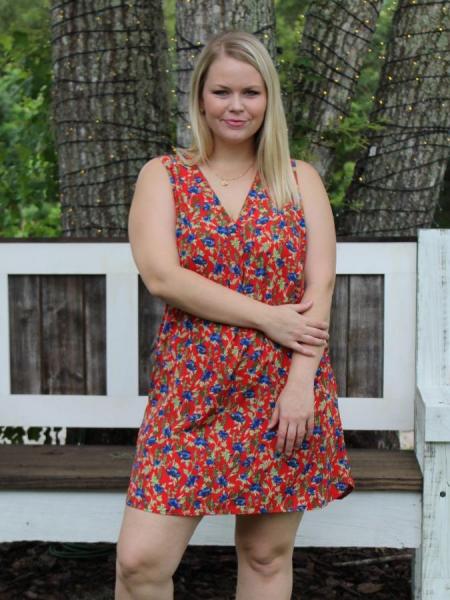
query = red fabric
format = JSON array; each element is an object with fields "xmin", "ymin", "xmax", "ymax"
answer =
[{"xmin": 126, "ymin": 154, "xmax": 355, "ymax": 515}]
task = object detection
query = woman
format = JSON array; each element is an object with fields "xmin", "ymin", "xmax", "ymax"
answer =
[{"xmin": 116, "ymin": 30, "xmax": 354, "ymax": 600}]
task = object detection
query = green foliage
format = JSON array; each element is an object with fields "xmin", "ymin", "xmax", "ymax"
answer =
[
  {"xmin": 322, "ymin": 0, "xmax": 399, "ymax": 208},
  {"xmin": 0, "ymin": 425, "xmax": 63, "ymax": 444},
  {"xmin": 0, "ymin": 0, "xmax": 60, "ymax": 238}
]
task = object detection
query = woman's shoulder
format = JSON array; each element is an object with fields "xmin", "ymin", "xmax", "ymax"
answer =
[
  {"xmin": 290, "ymin": 158, "xmax": 322, "ymax": 180},
  {"xmin": 290, "ymin": 158, "xmax": 331, "ymax": 216}
]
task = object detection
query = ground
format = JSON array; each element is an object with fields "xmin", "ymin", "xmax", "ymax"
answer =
[{"xmin": 0, "ymin": 542, "xmax": 413, "ymax": 599}]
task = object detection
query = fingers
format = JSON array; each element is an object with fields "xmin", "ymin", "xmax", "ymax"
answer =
[
  {"xmin": 275, "ymin": 419, "xmax": 289, "ymax": 452},
  {"xmin": 315, "ymin": 327, "xmax": 330, "ymax": 339},
  {"xmin": 274, "ymin": 418, "xmax": 312, "ymax": 455},
  {"xmin": 267, "ymin": 402, "xmax": 280, "ymax": 429},
  {"xmin": 301, "ymin": 335, "xmax": 328, "ymax": 347},
  {"xmin": 306, "ymin": 416, "xmax": 315, "ymax": 438},
  {"xmin": 295, "ymin": 300, "xmax": 313, "ymax": 311},
  {"xmin": 292, "ymin": 342, "xmax": 316, "ymax": 356}
]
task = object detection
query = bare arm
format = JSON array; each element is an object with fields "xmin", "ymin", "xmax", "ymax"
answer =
[
  {"xmin": 128, "ymin": 157, "xmax": 328, "ymax": 352},
  {"xmin": 128, "ymin": 157, "xmax": 271, "ymax": 331},
  {"xmin": 287, "ymin": 160, "xmax": 337, "ymax": 386},
  {"xmin": 156, "ymin": 266, "xmax": 272, "ymax": 330}
]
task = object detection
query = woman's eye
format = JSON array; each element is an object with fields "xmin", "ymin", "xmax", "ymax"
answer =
[{"xmin": 213, "ymin": 90, "xmax": 259, "ymax": 96}]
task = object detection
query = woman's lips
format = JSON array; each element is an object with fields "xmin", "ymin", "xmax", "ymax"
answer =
[{"xmin": 223, "ymin": 119, "xmax": 247, "ymax": 128}]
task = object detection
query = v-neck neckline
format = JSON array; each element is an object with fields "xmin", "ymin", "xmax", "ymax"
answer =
[{"xmin": 193, "ymin": 163, "xmax": 260, "ymax": 226}]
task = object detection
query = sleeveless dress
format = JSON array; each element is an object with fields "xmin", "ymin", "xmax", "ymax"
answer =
[{"xmin": 125, "ymin": 153, "xmax": 355, "ymax": 515}]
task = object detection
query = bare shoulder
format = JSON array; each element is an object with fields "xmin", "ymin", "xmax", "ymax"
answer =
[
  {"xmin": 291, "ymin": 158, "xmax": 331, "ymax": 212},
  {"xmin": 293, "ymin": 158, "xmax": 320, "ymax": 177},
  {"xmin": 129, "ymin": 154, "xmax": 175, "ymax": 234},
  {"xmin": 128, "ymin": 155, "xmax": 179, "ymax": 295},
  {"xmin": 292, "ymin": 159, "xmax": 325, "ymax": 189},
  {"xmin": 137, "ymin": 155, "xmax": 170, "ymax": 182},
  {"xmin": 131, "ymin": 156, "xmax": 173, "ymax": 206},
  {"xmin": 291, "ymin": 160, "xmax": 336, "ymax": 284}
]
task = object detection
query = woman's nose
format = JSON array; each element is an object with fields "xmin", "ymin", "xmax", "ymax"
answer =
[{"xmin": 228, "ymin": 94, "xmax": 244, "ymax": 110}]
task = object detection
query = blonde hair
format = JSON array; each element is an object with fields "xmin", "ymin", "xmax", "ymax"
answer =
[{"xmin": 175, "ymin": 30, "xmax": 301, "ymax": 210}]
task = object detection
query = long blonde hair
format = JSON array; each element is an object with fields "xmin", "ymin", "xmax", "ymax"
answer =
[{"xmin": 175, "ymin": 30, "xmax": 301, "ymax": 210}]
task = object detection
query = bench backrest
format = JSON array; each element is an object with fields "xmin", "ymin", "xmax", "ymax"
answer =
[{"xmin": 0, "ymin": 238, "xmax": 418, "ymax": 433}]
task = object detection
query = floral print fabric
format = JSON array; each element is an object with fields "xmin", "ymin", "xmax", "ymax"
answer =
[{"xmin": 126, "ymin": 153, "xmax": 355, "ymax": 515}]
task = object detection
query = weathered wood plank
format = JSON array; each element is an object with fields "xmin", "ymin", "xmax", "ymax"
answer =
[
  {"xmin": 84, "ymin": 275, "xmax": 106, "ymax": 395},
  {"xmin": 9, "ymin": 275, "xmax": 42, "ymax": 393},
  {"xmin": 0, "ymin": 446, "xmax": 422, "ymax": 491},
  {"xmin": 138, "ymin": 276, "xmax": 165, "ymax": 396},
  {"xmin": 329, "ymin": 275, "xmax": 349, "ymax": 396},
  {"xmin": 347, "ymin": 275, "xmax": 383, "ymax": 398},
  {"xmin": 41, "ymin": 275, "xmax": 85, "ymax": 394}
]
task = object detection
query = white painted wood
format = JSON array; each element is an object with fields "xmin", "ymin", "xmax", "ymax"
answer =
[
  {"xmin": 0, "ymin": 273, "xmax": 10, "ymax": 397},
  {"xmin": 414, "ymin": 229, "xmax": 450, "ymax": 600},
  {"xmin": 383, "ymin": 270, "xmax": 417, "ymax": 428},
  {"xmin": 416, "ymin": 229, "xmax": 450, "ymax": 390},
  {"xmin": 0, "ymin": 243, "xmax": 138, "ymax": 274},
  {"xmin": 0, "ymin": 240, "xmax": 416, "ymax": 276},
  {"xmin": 0, "ymin": 241, "xmax": 417, "ymax": 430},
  {"xmin": 0, "ymin": 490, "xmax": 421, "ymax": 548},
  {"xmin": 413, "ymin": 442, "xmax": 450, "ymax": 599},
  {"xmin": 416, "ymin": 385, "xmax": 450, "ymax": 443},
  {"xmin": 106, "ymin": 272, "xmax": 139, "ymax": 397},
  {"xmin": 0, "ymin": 394, "xmax": 415, "ymax": 429},
  {"xmin": 415, "ymin": 385, "xmax": 426, "ymax": 474},
  {"xmin": 336, "ymin": 241, "xmax": 416, "ymax": 275},
  {"xmin": 0, "ymin": 394, "xmax": 148, "ymax": 428}
]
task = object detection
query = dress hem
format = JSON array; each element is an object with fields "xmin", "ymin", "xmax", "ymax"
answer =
[{"xmin": 125, "ymin": 478, "xmax": 355, "ymax": 517}]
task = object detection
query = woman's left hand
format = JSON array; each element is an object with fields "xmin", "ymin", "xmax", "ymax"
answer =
[{"xmin": 267, "ymin": 380, "xmax": 315, "ymax": 455}]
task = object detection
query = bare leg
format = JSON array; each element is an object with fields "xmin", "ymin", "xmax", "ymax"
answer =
[
  {"xmin": 234, "ymin": 511, "xmax": 304, "ymax": 600},
  {"xmin": 115, "ymin": 504, "xmax": 203, "ymax": 600}
]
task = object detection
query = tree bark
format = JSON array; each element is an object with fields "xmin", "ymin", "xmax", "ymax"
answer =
[
  {"xmin": 289, "ymin": 0, "xmax": 383, "ymax": 178},
  {"xmin": 50, "ymin": 0, "xmax": 172, "ymax": 238},
  {"xmin": 336, "ymin": 0, "xmax": 450, "ymax": 236},
  {"xmin": 175, "ymin": 0, "xmax": 277, "ymax": 148},
  {"xmin": 50, "ymin": 0, "xmax": 171, "ymax": 445}
]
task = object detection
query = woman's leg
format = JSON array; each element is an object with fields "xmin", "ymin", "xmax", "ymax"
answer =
[
  {"xmin": 115, "ymin": 504, "xmax": 203, "ymax": 600},
  {"xmin": 234, "ymin": 511, "xmax": 304, "ymax": 600}
]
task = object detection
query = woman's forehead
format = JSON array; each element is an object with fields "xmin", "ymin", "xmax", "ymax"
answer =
[{"xmin": 205, "ymin": 55, "xmax": 263, "ymax": 85}]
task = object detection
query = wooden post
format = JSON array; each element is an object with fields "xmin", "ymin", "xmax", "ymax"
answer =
[{"xmin": 413, "ymin": 229, "xmax": 450, "ymax": 599}]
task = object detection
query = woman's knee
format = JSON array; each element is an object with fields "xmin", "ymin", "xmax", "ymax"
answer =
[
  {"xmin": 116, "ymin": 537, "xmax": 173, "ymax": 583},
  {"xmin": 115, "ymin": 506, "xmax": 202, "ymax": 583},
  {"xmin": 236, "ymin": 539, "xmax": 293, "ymax": 576}
]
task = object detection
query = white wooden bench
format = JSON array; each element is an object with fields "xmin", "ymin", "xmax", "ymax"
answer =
[{"xmin": 0, "ymin": 230, "xmax": 448, "ymax": 599}]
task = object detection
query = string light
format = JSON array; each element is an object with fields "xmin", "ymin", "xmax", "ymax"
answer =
[{"xmin": 49, "ymin": 0, "xmax": 448, "ymax": 240}]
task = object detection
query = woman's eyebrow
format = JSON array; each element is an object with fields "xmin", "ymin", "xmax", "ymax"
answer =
[{"xmin": 213, "ymin": 84, "xmax": 262, "ymax": 90}]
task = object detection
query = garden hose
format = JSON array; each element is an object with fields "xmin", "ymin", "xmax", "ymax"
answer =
[{"xmin": 48, "ymin": 542, "xmax": 114, "ymax": 559}]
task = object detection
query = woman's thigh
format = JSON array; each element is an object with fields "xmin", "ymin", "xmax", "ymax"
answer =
[
  {"xmin": 234, "ymin": 511, "xmax": 304, "ymax": 557},
  {"xmin": 116, "ymin": 504, "xmax": 203, "ymax": 578}
]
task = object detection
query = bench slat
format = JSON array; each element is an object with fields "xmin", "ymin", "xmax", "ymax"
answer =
[{"xmin": 0, "ymin": 445, "xmax": 422, "ymax": 492}]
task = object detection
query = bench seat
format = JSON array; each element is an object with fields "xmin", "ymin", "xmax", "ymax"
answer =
[
  {"xmin": 0, "ymin": 445, "xmax": 423, "ymax": 548},
  {"xmin": 0, "ymin": 444, "xmax": 423, "ymax": 492}
]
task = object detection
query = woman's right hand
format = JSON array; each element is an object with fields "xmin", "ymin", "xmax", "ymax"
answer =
[{"xmin": 260, "ymin": 300, "xmax": 329, "ymax": 356}]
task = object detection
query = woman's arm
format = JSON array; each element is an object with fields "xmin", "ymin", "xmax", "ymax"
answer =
[
  {"xmin": 287, "ymin": 160, "xmax": 337, "ymax": 386},
  {"xmin": 155, "ymin": 264, "xmax": 271, "ymax": 330},
  {"xmin": 129, "ymin": 157, "xmax": 272, "ymax": 331}
]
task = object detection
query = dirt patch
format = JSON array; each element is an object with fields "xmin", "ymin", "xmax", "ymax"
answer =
[{"xmin": 0, "ymin": 542, "xmax": 413, "ymax": 599}]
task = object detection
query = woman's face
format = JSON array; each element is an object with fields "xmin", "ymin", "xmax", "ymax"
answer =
[{"xmin": 200, "ymin": 54, "xmax": 267, "ymax": 145}]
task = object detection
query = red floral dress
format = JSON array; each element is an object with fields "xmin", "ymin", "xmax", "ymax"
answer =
[{"xmin": 126, "ymin": 153, "xmax": 355, "ymax": 515}]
